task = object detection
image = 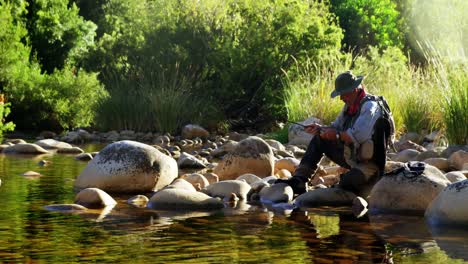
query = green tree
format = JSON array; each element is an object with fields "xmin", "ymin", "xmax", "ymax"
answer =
[
  {"xmin": 329, "ymin": 0, "xmax": 403, "ymax": 51},
  {"xmin": 25, "ymin": 0, "xmax": 96, "ymax": 73}
]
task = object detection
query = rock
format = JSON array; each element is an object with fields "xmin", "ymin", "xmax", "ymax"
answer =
[
  {"xmin": 369, "ymin": 163, "xmax": 450, "ymax": 214},
  {"xmin": 203, "ymin": 180, "xmax": 251, "ymax": 200},
  {"xmin": 259, "ymin": 183, "xmax": 293, "ymax": 203},
  {"xmin": 287, "ymin": 117, "xmax": 321, "ymax": 145},
  {"xmin": 441, "ymin": 145, "xmax": 468, "ymax": 159},
  {"xmin": 39, "ymin": 131, "xmax": 57, "ymax": 139},
  {"xmin": 444, "ymin": 171, "xmax": 467, "ymax": 183},
  {"xmin": 164, "ymin": 178, "xmax": 196, "ymax": 192},
  {"xmin": 393, "ymin": 149, "xmax": 420, "ymax": 162},
  {"xmin": 38, "ymin": 160, "xmax": 52, "ymax": 166},
  {"xmin": 384, "ymin": 161, "xmax": 405, "ymax": 173},
  {"xmin": 182, "ymin": 173, "xmax": 210, "ymax": 189},
  {"xmin": 398, "ymin": 132, "xmax": 423, "ymax": 145},
  {"xmin": 395, "ymin": 140, "xmax": 427, "ymax": 153},
  {"xmin": 423, "ymin": 157, "xmax": 450, "ymax": 171},
  {"xmin": 61, "ymin": 131, "xmax": 81, "ymax": 143},
  {"xmin": 3, "ymin": 143, "xmax": 49, "ymax": 154},
  {"xmin": 57, "ymin": 147, "xmax": 84, "ymax": 154},
  {"xmin": 275, "ymin": 169, "xmax": 292, "ymax": 179},
  {"xmin": 416, "ymin": 149, "xmax": 442, "ymax": 161},
  {"xmin": 75, "ymin": 153, "xmax": 93, "ymax": 161},
  {"xmin": 203, "ymin": 173, "xmax": 219, "ymax": 184},
  {"xmin": 105, "ymin": 131, "xmax": 120, "ymax": 142},
  {"xmin": 449, "ymin": 150, "xmax": 468, "ymax": 171},
  {"xmin": 225, "ymin": 132, "xmax": 246, "ymax": 142},
  {"xmin": 44, "ymin": 204, "xmax": 88, "ymax": 211},
  {"xmin": 127, "ymin": 195, "xmax": 149, "ymax": 207},
  {"xmin": 235, "ymin": 173, "xmax": 262, "ymax": 185},
  {"xmin": 274, "ymin": 157, "xmax": 300, "ymax": 173},
  {"xmin": 148, "ymin": 188, "xmax": 223, "ymax": 210},
  {"xmin": 0, "ymin": 144, "xmax": 10, "ymax": 152},
  {"xmin": 74, "ymin": 140, "xmax": 178, "ymax": 193},
  {"xmin": 265, "ymin": 139, "xmax": 285, "ymax": 151},
  {"xmin": 425, "ymin": 180, "xmax": 468, "ymax": 225},
  {"xmin": 74, "ymin": 188, "xmax": 117, "ymax": 209},
  {"xmin": 181, "ymin": 124, "xmax": 209, "ymax": 139},
  {"xmin": 22, "ymin": 171, "xmax": 41, "ymax": 177},
  {"xmin": 294, "ymin": 188, "xmax": 357, "ymax": 207},
  {"xmin": 3, "ymin": 138, "xmax": 27, "ymax": 144},
  {"xmin": 213, "ymin": 136, "xmax": 274, "ymax": 180},
  {"xmin": 34, "ymin": 139, "xmax": 72, "ymax": 149},
  {"xmin": 177, "ymin": 152, "xmax": 206, "ymax": 169}
]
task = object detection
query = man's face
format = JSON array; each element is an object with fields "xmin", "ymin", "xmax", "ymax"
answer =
[{"xmin": 339, "ymin": 89, "xmax": 357, "ymax": 105}]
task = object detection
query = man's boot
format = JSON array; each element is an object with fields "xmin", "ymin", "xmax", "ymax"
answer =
[{"xmin": 275, "ymin": 164, "xmax": 315, "ymax": 195}]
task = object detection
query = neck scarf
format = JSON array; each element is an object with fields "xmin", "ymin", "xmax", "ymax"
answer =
[{"xmin": 346, "ymin": 89, "xmax": 366, "ymax": 116}]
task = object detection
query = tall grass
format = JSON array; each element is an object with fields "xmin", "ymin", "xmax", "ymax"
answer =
[
  {"xmin": 96, "ymin": 66, "xmax": 223, "ymax": 134},
  {"xmin": 441, "ymin": 64, "xmax": 468, "ymax": 145}
]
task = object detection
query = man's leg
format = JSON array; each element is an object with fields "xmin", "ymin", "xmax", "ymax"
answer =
[{"xmin": 277, "ymin": 135, "xmax": 349, "ymax": 194}]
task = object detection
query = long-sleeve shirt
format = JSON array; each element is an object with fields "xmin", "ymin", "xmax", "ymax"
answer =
[{"xmin": 331, "ymin": 96, "xmax": 382, "ymax": 149}]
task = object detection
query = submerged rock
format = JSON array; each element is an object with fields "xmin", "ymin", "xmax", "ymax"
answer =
[{"xmin": 45, "ymin": 204, "xmax": 88, "ymax": 212}]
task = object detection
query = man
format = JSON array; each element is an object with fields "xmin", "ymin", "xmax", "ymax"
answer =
[{"xmin": 278, "ymin": 71, "xmax": 393, "ymax": 196}]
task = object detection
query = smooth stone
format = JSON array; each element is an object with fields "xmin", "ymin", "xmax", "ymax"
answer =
[
  {"xmin": 294, "ymin": 188, "xmax": 357, "ymax": 207},
  {"xmin": 235, "ymin": 173, "xmax": 262, "ymax": 185},
  {"xmin": 148, "ymin": 188, "xmax": 223, "ymax": 210},
  {"xmin": 444, "ymin": 171, "xmax": 467, "ymax": 183},
  {"xmin": 426, "ymin": 180, "xmax": 468, "ymax": 225},
  {"xmin": 57, "ymin": 147, "xmax": 84, "ymax": 154},
  {"xmin": 75, "ymin": 153, "xmax": 93, "ymax": 161},
  {"xmin": 22, "ymin": 171, "xmax": 41, "ymax": 177},
  {"xmin": 182, "ymin": 173, "xmax": 210, "ymax": 189},
  {"xmin": 74, "ymin": 188, "xmax": 117, "ymax": 209},
  {"xmin": 203, "ymin": 180, "xmax": 251, "ymax": 200},
  {"xmin": 127, "ymin": 195, "xmax": 149, "ymax": 207},
  {"xmin": 259, "ymin": 183, "xmax": 293, "ymax": 203},
  {"xmin": 3, "ymin": 143, "xmax": 49, "ymax": 154},
  {"xmin": 34, "ymin": 139, "xmax": 73, "ymax": 149}
]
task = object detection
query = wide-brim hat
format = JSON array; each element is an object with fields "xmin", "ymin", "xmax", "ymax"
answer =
[{"xmin": 330, "ymin": 71, "xmax": 364, "ymax": 98}]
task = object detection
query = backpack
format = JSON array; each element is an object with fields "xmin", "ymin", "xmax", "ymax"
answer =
[{"xmin": 359, "ymin": 95, "xmax": 396, "ymax": 175}]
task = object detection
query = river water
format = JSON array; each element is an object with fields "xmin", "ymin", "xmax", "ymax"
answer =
[{"xmin": 0, "ymin": 144, "xmax": 467, "ymax": 263}]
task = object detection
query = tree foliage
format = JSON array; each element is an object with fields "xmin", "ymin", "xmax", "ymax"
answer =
[{"xmin": 329, "ymin": 0, "xmax": 403, "ymax": 51}]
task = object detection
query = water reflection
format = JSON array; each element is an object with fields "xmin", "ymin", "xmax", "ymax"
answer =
[{"xmin": 1, "ymin": 145, "xmax": 468, "ymax": 263}]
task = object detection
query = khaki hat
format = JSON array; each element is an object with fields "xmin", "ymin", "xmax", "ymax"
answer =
[{"xmin": 331, "ymin": 71, "xmax": 364, "ymax": 98}]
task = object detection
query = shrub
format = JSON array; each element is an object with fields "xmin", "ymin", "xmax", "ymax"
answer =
[
  {"xmin": 0, "ymin": 100, "xmax": 15, "ymax": 138},
  {"xmin": 329, "ymin": 0, "xmax": 403, "ymax": 51}
]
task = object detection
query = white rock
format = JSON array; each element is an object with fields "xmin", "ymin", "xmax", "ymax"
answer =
[{"xmin": 74, "ymin": 188, "xmax": 117, "ymax": 209}]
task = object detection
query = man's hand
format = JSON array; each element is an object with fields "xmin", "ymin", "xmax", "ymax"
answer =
[
  {"xmin": 304, "ymin": 123, "xmax": 322, "ymax": 135},
  {"xmin": 319, "ymin": 127, "xmax": 338, "ymax": 141}
]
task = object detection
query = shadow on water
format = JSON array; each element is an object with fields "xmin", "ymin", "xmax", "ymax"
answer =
[{"xmin": 0, "ymin": 144, "xmax": 467, "ymax": 263}]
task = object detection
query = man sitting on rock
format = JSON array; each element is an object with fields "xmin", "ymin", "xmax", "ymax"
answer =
[{"xmin": 277, "ymin": 71, "xmax": 394, "ymax": 196}]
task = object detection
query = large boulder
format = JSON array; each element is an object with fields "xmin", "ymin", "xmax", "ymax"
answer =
[
  {"xmin": 294, "ymin": 188, "xmax": 357, "ymax": 207},
  {"xmin": 425, "ymin": 180, "xmax": 468, "ymax": 225},
  {"xmin": 74, "ymin": 140, "xmax": 178, "ymax": 193},
  {"xmin": 213, "ymin": 136, "xmax": 274, "ymax": 180},
  {"xmin": 148, "ymin": 188, "xmax": 224, "ymax": 210},
  {"xmin": 369, "ymin": 162, "xmax": 450, "ymax": 214},
  {"xmin": 3, "ymin": 143, "xmax": 49, "ymax": 154}
]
